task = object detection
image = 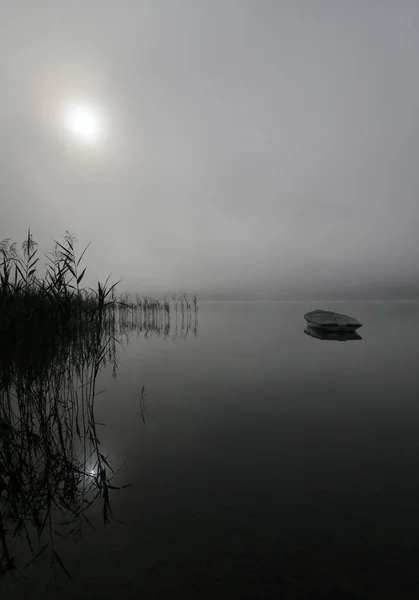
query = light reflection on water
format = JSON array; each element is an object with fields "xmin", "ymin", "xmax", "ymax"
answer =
[
  {"xmin": 3, "ymin": 300, "xmax": 419, "ymax": 598},
  {"xmin": 0, "ymin": 299, "xmax": 197, "ymax": 586}
]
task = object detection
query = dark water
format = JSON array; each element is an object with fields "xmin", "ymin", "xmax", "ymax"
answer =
[{"xmin": 3, "ymin": 301, "xmax": 419, "ymax": 599}]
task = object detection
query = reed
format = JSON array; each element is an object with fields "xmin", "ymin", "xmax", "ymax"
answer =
[
  {"xmin": 0, "ymin": 230, "xmax": 98, "ymax": 342},
  {"xmin": 0, "ymin": 295, "xmax": 119, "ymax": 578},
  {"xmin": 0, "ymin": 230, "xmax": 199, "ymax": 579}
]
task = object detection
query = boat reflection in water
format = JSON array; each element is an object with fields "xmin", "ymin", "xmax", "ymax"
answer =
[{"xmin": 304, "ymin": 324, "xmax": 362, "ymax": 342}]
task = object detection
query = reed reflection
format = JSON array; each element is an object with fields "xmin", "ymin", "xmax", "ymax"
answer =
[{"xmin": 0, "ymin": 231, "xmax": 198, "ymax": 579}]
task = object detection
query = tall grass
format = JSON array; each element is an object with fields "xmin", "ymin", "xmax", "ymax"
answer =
[
  {"xmin": 0, "ymin": 230, "xmax": 198, "ymax": 579},
  {"xmin": 0, "ymin": 231, "xmax": 120, "ymax": 578},
  {"xmin": 0, "ymin": 230, "xmax": 109, "ymax": 338}
]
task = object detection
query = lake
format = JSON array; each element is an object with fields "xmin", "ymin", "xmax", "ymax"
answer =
[{"xmin": 3, "ymin": 300, "xmax": 419, "ymax": 599}]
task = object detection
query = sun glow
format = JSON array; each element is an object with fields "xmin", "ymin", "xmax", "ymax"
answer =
[{"xmin": 64, "ymin": 102, "xmax": 105, "ymax": 145}]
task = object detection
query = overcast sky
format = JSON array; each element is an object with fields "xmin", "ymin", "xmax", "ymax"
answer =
[{"xmin": 1, "ymin": 1, "xmax": 418, "ymax": 299}]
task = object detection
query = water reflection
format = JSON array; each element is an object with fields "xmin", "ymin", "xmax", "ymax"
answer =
[
  {"xmin": 304, "ymin": 324, "xmax": 363, "ymax": 341},
  {"xmin": 113, "ymin": 294, "xmax": 198, "ymax": 345},
  {"xmin": 0, "ymin": 300, "xmax": 197, "ymax": 578}
]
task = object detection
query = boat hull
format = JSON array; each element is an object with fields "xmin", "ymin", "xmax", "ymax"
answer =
[{"xmin": 304, "ymin": 309, "xmax": 362, "ymax": 332}]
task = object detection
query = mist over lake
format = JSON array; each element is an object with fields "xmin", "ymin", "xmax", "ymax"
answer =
[{"xmin": 2, "ymin": 0, "xmax": 419, "ymax": 598}]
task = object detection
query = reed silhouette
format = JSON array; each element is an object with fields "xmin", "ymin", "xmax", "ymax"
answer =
[{"xmin": 0, "ymin": 231, "xmax": 198, "ymax": 579}]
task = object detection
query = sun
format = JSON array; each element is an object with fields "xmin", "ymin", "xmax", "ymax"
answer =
[{"xmin": 64, "ymin": 103, "xmax": 104, "ymax": 145}]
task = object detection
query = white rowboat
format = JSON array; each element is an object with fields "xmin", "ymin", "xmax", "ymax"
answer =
[{"xmin": 304, "ymin": 309, "xmax": 362, "ymax": 332}]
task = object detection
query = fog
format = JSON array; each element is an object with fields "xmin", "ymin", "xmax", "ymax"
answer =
[{"xmin": 1, "ymin": 1, "xmax": 418, "ymax": 299}]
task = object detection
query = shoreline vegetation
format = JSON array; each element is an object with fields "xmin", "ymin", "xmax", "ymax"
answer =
[
  {"xmin": 0, "ymin": 230, "xmax": 198, "ymax": 340},
  {"xmin": 0, "ymin": 230, "xmax": 198, "ymax": 579}
]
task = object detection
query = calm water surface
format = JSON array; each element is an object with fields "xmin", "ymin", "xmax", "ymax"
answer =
[{"xmin": 4, "ymin": 301, "xmax": 419, "ymax": 599}]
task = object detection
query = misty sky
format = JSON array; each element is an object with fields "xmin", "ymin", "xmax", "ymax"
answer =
[{"xmin": 1, "ymin": 1, "xmax": 418, "ymax": 298}]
